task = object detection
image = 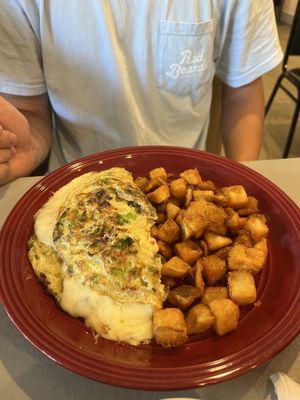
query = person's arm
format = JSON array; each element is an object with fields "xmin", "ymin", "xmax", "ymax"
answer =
[
  {"xmin": 0, "ymin": 94, "xmax": 52, "ymax": 185},
  {"xmin": 220, "ymin": 77, "xmax": 264, "ymax": 162}
]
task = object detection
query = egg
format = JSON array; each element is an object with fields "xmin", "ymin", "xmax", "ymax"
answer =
[{"xmin": 29, "ymin": 168, "xmax": 165, "ymax": 345}]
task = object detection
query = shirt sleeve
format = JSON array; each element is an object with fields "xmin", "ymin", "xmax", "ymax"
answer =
[
  {"xmin": 0, "ymin": 0, "xmax": 46, "ymax": 95},
  {"xmin": 215, "ymin": 0, "xmax": 283, "ymax": 88}
]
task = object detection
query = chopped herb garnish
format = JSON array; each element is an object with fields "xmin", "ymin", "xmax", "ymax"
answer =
[
  {"xmin": 118, "ymin": 212, "xmax": 137, "ymax": 225},
  {"xmin": 117, "ymin": 236, "xmax": 134, "ymax": 249},
  {"xmin": 141, "ymin": 279, "xmax": 148, "ymax": 287},
  {"xmin": 79, "ymin": 210, "xmax": 87, "ymax": 222},
  {"xmin": 156, "ymin": 254, "xmax": 165, "ymax": 264},
  {"xmin": 127, "ymin": 200, "xmax": 141, "ymax": 213},
  {"xmin": 128, "ymin": 269, "xmax": 138, "ymax": 277},
  {"xmin": 111, "ymin": 187, "xmax": 122, "ymax": 200},
  {"xmin": 125, "ymin": 187, "xmax": 134, "ymax": 195},
  {"xmin": 53, "ymin": 220, "xmax": 64, "ymax": 241},
  {"xmin": 100, "ymin": 178, "xmax": 111, "ymax": 184},
  {"xmin": 111, "ymin": 268, "xmax": 125, "ymax": 279},
  {"xmin": 67, "ymin": 265, "xmax": 74, "ymax": 274},
  {"xmin": 91, "ymin": 274, "xmax": 100, "ymax": 283},
  {"xmin": 148, "ymin": 266, "xmax": 157, "ymax": 274}
]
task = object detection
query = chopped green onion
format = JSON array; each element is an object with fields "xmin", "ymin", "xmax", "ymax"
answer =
[
  {"xmin": 111, "ymin": 268, "xmax": 125, "ymax": 279},
  {"xmin": 67, "ymin": 265, "xmax": 74, "ymax": 274},
  {"xmin": 91, "ymin": 274, "xmax": 100, "ymax": 283},
  {"xmin": 148, "ymin": 266, "xmax": 157, "ymax": 274},
  {"xmin": 100, "ymin": 177, "xmax": 111, "ymax": 184},
  {"xmin": 118, "ymin": 212, "xmax": 137, "ymax": 225},
  {"xmin": 116, "ymin": 236, "xmax": 134, "ymax": 249},
  {"xmin": 127, "ymin": 200, "xmax": 141, "ymax": 213}
]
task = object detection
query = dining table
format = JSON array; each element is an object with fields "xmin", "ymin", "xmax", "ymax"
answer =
[{"xmin": 0, "ymin": 157, "xmax": 299, "ymax": 400}]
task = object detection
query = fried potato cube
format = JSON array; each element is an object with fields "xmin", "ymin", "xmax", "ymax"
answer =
[
  {"xmin": 255, "ymin": 237, "xmax": 268, "ymax": 251},
  {"xmin": 193, "ymin": 189, "xmax": 215, "ymax": 202},
  {"xmin": 161, "ymin": 276, "xmax": 178, "ymax": 288},
  {"xmin": 201, "ymin": 255, "xmax": 227, "ymax": 285},
  {"xmin": 145, "ymin": 178, "xmax": 166, "ymax": 193},
  {"xmin": 228, "ymin": 270, "xmax": 257, "ymax": 305},
  {"xmin": 254, "ymin": 213, "xmax": 267, "ymax": 223},
  {"xmin": 199, "ymin": 240, "xmax": 209, "ymax": 256},
  {"xmin": 174, "ymin": 208, "xmax": 181, "ymax": 220},
  {"xmin": 247, "ymin": 196, "xmax": 259, "ymax": 210},
  {"xmin": 194, "ymin": 260, "xmax": 205, "ymax": 296},
  {"xmin": 244, "ymin": 215, "xmax": 269, "ymax": 243},
  {"xmin": 157, "ymin": 219, "xmax": 180, "ymax": 243},
  {"xmin": 184, "ymin": 187, "xmax": 193, "ymax": 208},
  {"xmin": 179, "ymin": 199, "xmax": 223, "ymax": 240},
  {"xmin": 167, "ymin": 285, "xmax": 202, "ymax": 310},
  {"xmin": 170, "ymin": 178, "xmax": 187, "ymax": 199},
  {"xmin": 180, "ymin": 168, "xmax": 202, "ymax": 185},
  {"xmin": 201, "ymin": 286, "xmax": 228, "ymax": 306},
  {"xmin": 161, "ymin": 256, "xmax": 190, "ymax": 278},
  {"xmin": 155, "ymin": 202, "xmax": 167, "ymax": 214},
  {"xmin": 166, "ymin": 202, "xmax": 180, "ymax": 220},
  {"xmin": 174, "ymin": 240, "xmax": 202, "ymax": 266},
  {"xmin": 198, "ymin": 180, "xmax": 216, "ymax": 191},
  {"xmin": 204, "ymin": 232, "xmax": 233, "ymax": 252},
  {"xmin": 179, "ymin": 212, "xmax": 207, "ymax": 240},
  {"xmin": 157, "ymin": 212, "xmax": 167, "ymax": 224},
  {"xmin": 207, "ymin": 222, "xmax": 227, "ymax": 236},
  {"xmin": 149, "ymin": 167, "xmax": 168, "ymax": 182},
  {"xmin": 228, "ymin": 238, "xmax": 268, "ymax": 274},
  {"xmin": 188, "ymin": 199, "xmax": 227, "ymax": 235},
  {"xmin": 147, "ymin": 185, "xmax": 170, "ymax": 204},
  {"xmin": 150, "ymin": 225, "xmax": 159, "ymax": 239},
  {"xmin": 237, "ymin": 196, "xmax": 259, "ymax": 216},
  {"xmin": 225, "ymin": 209, "xmax": 246, "ymax": 232},
  {"xmin": 186, "ymin": 304, "xmax": 215, "ymax": 334},
  {"xmin": 209, "ymin": 299, "xmax": 239, "ymax": 336},
  {"xmin": 134, "ymin": 176, "xmax": 149, "ymax": 192},
  {"xmin": 169, "ymin": 196, "xmax": 182, "ymax": 206},
  {"xmin": 214, "ymin": 245, "xmax": 232, "ymax": 260},
  {"xmin": 215, "ymin": 185, "xmax": 248, "ymax": 209},
  {"xmin": 157, "ymin": 240, "xmax": 173, "ymax": 260},
  {"xmin": 153, "ymin": 308, "xmax": 188, "ymax": 347},
  {"xmin": 234, "ymin": 229, "xmax": 253, "ymax": 247}
]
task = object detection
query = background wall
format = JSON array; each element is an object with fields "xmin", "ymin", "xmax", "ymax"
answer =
[
  {"xmin": 282, "ymin": 0, "xmax": 297, "ymax": 15},
  {"xmin": 281, "ymin": 0, "xmax": 298, "ymax": 25}
]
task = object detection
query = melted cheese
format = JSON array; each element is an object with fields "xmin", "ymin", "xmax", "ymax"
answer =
[{"xmin": 61, "ymin": 278, "xmax": 154, "ymax": 345}]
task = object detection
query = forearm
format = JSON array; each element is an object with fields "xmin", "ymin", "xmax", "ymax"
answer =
[
  {"xmin": 220, "ymin": 78, "xmax": 265, "ymax": 162},
  {"xmin": 22, "ymin": 110, "xmax": 52, "ymax": 169}
]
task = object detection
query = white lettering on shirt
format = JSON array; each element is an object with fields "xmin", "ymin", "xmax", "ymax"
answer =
[{"xmin": 166, "ymin": 49, "xmax": 207, "ymax": 79}]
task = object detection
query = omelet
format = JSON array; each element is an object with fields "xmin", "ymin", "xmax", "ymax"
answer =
[{"xmin": 28, "ymin": 168, "xmax": 166, "ymax": 345}]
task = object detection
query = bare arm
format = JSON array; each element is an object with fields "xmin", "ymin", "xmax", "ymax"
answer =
[
  {"xmin": 0, "ymin": 93, "xmax": 52, "ymax": 184},
  {"xmin": 220, "ymin": 78, "xmax": 265, "ymax": 162}
]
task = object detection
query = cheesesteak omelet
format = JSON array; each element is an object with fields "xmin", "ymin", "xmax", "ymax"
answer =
[{"xmin": 28, "ymin": 168, "xmax": 166, "ymax": 345}]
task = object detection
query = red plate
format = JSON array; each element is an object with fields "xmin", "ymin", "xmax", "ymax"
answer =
[{"xmin": 0, "ymin": 146, "xmax": 299, "ymax": 391}]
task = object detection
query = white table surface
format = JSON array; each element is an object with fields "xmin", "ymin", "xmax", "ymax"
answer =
[{"xmin": 0, "ymin": 158, "xmax": 299, "ymax": 400}]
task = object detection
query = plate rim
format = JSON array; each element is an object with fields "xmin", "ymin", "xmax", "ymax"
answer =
[{"xmin": 0, "ymin": 145, "xmax": 300, "ymax": 391}]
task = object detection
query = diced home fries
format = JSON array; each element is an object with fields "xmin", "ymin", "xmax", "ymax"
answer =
[
  {"xmin": 153, "ymin": 308, "xmax": 188, "ymax": 347},
  {"xmin": 228, "ymin": 270, "xmax": 257, "ymax": 305},
  {"xmin": 134, "ymin": 167, "xmax": 269, "ymax": 347},
  {"xmin": 186, "ymin": 304, "xmax": 214, "ymax": 334},
  {"xmin": 209, "ymin": 299, "xmax": 239, "ymax": 336}
]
